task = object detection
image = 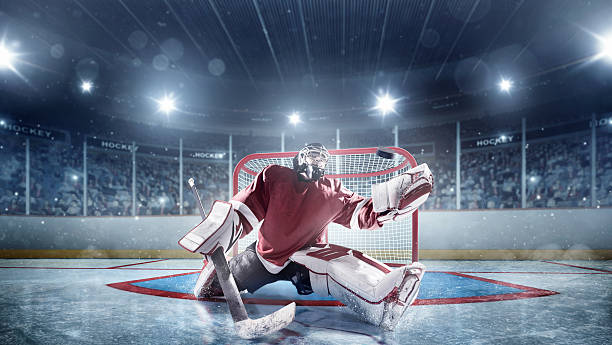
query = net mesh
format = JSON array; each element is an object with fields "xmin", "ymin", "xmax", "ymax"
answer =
[{"xmin": 234, "ymin": 148, "xmax": 417, "ymax": 262}]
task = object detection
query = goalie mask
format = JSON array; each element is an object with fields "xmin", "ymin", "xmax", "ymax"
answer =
[{"xmin": 293, "ymin": 143, "xmax": 330, "ymax": 181}]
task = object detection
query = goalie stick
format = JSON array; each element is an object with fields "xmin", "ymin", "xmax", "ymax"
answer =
[
  {"xmin": 188, "ymin": 178, "xmax": 207, "ymax": 220},
  {"xmin": 187, "ymin": 178, "xmax": 296, "ymax": 339}
]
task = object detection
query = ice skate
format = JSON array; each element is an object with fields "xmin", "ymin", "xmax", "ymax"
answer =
[{"xmin": 379, "ymin": 262, "xmax": 426, "ymax": 330}]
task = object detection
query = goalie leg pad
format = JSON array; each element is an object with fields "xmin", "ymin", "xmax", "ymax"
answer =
[
  {"xmin": 372, "ymin": 163, "xmax": 433, "ymax": 223},
  {"xmin": 193, "ymin": 256, "xmax": 221, "ymax": 298},
  {"xmin": 180, "ymin": 201, "xmax": 247, "ymax": 298},
  {"xmin": 178, "ymin": 200, "xmax": 244, "ymax": 256},
  {"xmin": 290, "ymin": 244, "xmax": 425, "ymax": 330}
]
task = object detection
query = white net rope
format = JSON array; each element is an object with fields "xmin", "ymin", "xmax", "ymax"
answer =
[{"xmin": 235, "ymin": 150, "xmax": 415, "ymax": 262}]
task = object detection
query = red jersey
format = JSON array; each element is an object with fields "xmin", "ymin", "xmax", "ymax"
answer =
[{"xmin": 230, "ymin": 165, "xmax": 382, "ymax": 273}]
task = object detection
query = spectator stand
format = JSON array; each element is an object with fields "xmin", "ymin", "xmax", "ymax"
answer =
[
  {"xmin": 86, "ymin": 137, "xmax": 230, "ymax": 216},
  {"xmin": 1, "ymin": 119, "xmax": 71, "ymax": 215},
  {"xmin": 0, "ymin": 134, "xmax": 26, "ymax": 215},
  {"xmin": 596, "ymin": 113, "xmax": 612, "ymax": 207},
  {"xmin": 460, "ymin": 124, "xmax": 522, "ymax": 210},
  {"xmin": 400, "ymin": 123, "xmax": 456, "ymax": 210},
  {"xmin": 181, "ymin": 142, "xmax": 229, "ymax": 216},
  {"xmin": 86, "ymin": 139, "xmax": 133, "ymax": 216},
  {"xmin": 30, "ymin": 139, "xmax": 83, "ymax": 216},
  {"xmin": 525, "ymin": 122, "xmax": 593, "ymax": 208},
  {"xmin": 1, "ymin": 113, "xmax": 611, "ymax": 216}
]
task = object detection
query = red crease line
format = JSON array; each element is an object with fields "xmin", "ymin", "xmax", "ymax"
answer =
[
  {"xmin": 541, "ymin": 261, "xmax": 612, "ymax": 273},
  {"xmin": 0, "ymin": 266, "xmax": 199, "ymax": 271},
  {"xmin": 106, "ymin": 259, "xmax": 169, "ymax": 269}
]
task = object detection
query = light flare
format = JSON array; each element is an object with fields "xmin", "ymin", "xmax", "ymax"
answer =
[
  {"xmin": 289, "ymin": 112, "xmax": 301, "ymax": 125},
  {"xmin": 375, "ymin": 93, "xmax": 398, "ymax": 115},
  {"xmin": 498, "ymin": 78, "xmax": 513, "ymax": 93},
  {"xmin": 155, "ymin": 93, "xmax": 177, "ymax": 114}
]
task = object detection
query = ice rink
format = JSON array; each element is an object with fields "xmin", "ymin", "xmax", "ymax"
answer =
[{"xmin": 1, "ymin": 259, "xmax": 610, "ymax": 344}]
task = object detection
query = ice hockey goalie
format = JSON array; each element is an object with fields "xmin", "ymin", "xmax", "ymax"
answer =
[{"xmin": 179, "ymin": 143, "xmax": 433, "ymax": 330}]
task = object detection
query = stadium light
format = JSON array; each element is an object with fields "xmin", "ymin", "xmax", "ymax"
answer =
[
  {"xmin": 80, "ymin": 80, "xmax": 93, "ymax": 94},
  {"xmin": 0, "ymin": 120, "xmax": 5, "ymax": 126},
  {"xmin": 289, "ymin": 112, "xmax": 301, "ymax": 125},
  {"xmin": 498, "ymin": 78, "xmax": 513, "ymax": 93},
  {"xmin": 155, "ymin": 94, "xmax": 176, "ymax": 114},
  {"xmin": 72, "ymin": 175, "xmax": 78, "ymax": 181},
  {"xmin": 599, "ymin": 35, "xmax": 612, "ymax": 61},
  {"xmin": 0, "ymin": 38, "xmax": 28, "ymax": 82},
  {"xmin": 0, "ymin": 43, "xmax": 15, "ymax": 70},
  {"xmin": 375, "ymin": 93, "xmax": 398, "ymax": 115}
]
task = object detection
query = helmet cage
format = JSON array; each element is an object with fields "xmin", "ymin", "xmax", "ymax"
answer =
[{"xmin": 294, "ymin": 143, "xmax": 330, "ymax": 181}]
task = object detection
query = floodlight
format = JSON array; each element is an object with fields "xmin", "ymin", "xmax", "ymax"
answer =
[
  {"xmin": 0, "ymin": 39, "xmax": 28, "ymax": 81},
  {"xmin": 72, "ymin": 175, "xmax": 78, "ymax": 181},
  {"xmin": 81, "ymin": 80, "xmax": 93, "ymax": 93},
  {"xmin": 0, "ymin": 44, "xmax": 15, "ymax": 70},
  {"xmin": 289, "ymin": 112, "xmax": 301, "ymax": 125},
  {"xmin": 0, "ymin": 120, "xmax": 5, "ymax": 126},
  {"xmin": 599, "ymin": 36, "xmax": 612, "ymax": 61},
  {"xmin": 375, "ymin": 93, "xmax": 398, "ymax": 115},
  {"xmin": 498, "ymin": 78, "xmax": 513, "ymax": 92},
  {"xmin": 155, "ymin": 94, "xmax": 176, "ymax": 114}
]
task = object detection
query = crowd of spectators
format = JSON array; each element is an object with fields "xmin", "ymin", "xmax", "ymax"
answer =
[
  {"xmin": 86, "ymin": 151, "xmax": 132, "ymax": 216},
  {"xmin": 183, "ymin": 161, "xmax": 228, "ymax": 215},
  {"xmin": 136, "ymin": 156, "xmax": 181, "ymax": 216},
  {"xmin": 421, "ymin": 135, "xmax": 594, "ymax": 210},
  {"xmin": 85, "ymin": 151, "xmax": 228, "ymax": 216},
  {"xmin": 2, "ymin": 115, "xmax": 611, "ymax": 216},
  {"xmin": 525, "ymin": 135, "xmax": 592, "ymax": 208},
  {"xmin": 419, "ymin": 153, "xmax": 456, "ymax": 210},
  {"xmin": 0, "ymin": 136, "xmax": 229, "ymax": 216},
  {"xmin": 460, "ymin": 145, "xmax": 522, "ymax": 209},
  {"xmin": 597, "ymin": 132, "xmax": 612, "ymax": 206},
  {"xmin": 0, "ymin": 137, "xmax": 26, "ymax": 214},
  {"xmin": 29, "ymin": 141, "xmax": 83, "ymax": 216}
]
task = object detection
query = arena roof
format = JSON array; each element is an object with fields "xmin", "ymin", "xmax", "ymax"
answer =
[{"xmin": 0, "ymin": 0, "xmax": 611, "ymax": 134}]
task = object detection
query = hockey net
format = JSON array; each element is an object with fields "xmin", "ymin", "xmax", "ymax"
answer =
[{"xmin": 232, "ymin": 147, "xmax": 419, "ymax": 263}]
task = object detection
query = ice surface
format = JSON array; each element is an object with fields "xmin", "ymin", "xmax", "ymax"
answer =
[{"xmin": 0, "ymin": 259, "xmax": 609, "ymax": 344}]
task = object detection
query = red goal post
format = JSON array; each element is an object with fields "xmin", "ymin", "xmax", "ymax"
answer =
[{"xmin": 232, "ymin": 147, "xmax": 420, "ymax": 263}]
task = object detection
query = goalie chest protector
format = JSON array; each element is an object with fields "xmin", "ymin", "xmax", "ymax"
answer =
[{"xmin": 232, "ymin": 165, "xmax": 382, "ymax": 270}]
